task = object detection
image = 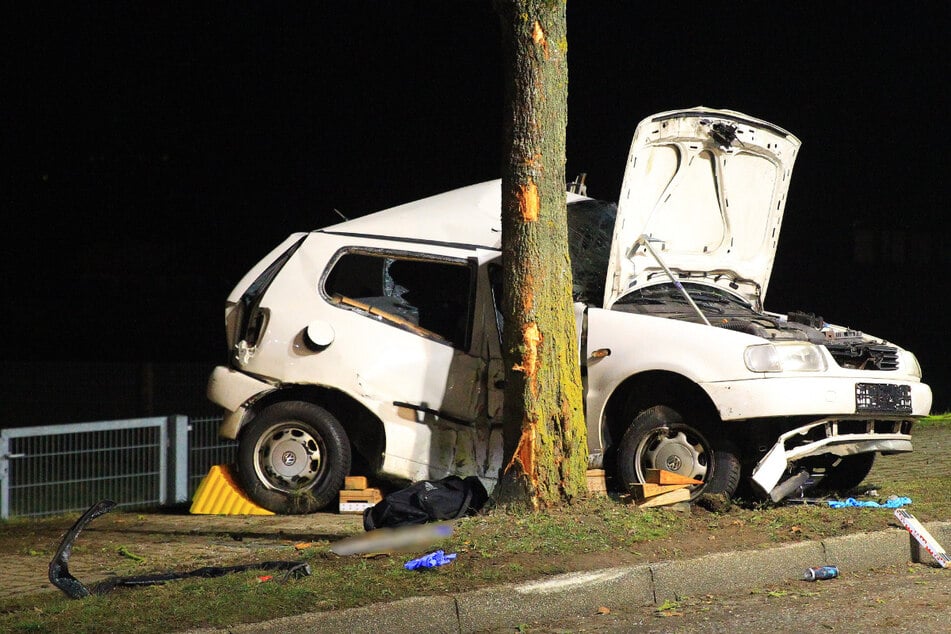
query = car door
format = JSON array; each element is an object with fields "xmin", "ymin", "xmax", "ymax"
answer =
[{"xmin": 322, "ymin": 248, "xmax": 497, "ymax": 478}]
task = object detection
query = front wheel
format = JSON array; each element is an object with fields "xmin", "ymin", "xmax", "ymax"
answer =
[
  {"xmin": 617, "ymin": 405, "xmax": 741, "ymax": 500},
  {"xmin": 237, "ymin": 401, "xmax": 351, "ymax": 514},
  {"xmin": 801, "ymin": 453, "xmax": 876, "ymax": 495}
]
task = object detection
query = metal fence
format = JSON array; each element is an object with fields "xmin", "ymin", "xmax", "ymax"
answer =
[
  {"xmin": 187, "ymin": 415, "xmax": 238, "ymax": 495},
  {"xmin": 0, "ymin": 415, "xmax": 235, "ymax": 519}
]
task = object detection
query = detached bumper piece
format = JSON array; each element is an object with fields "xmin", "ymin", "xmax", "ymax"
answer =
[
  {"xmin": 751, "ymin": 417, "xmax": 913, "ymax": 497},
  {"xmin": 49, "ymin": 499, "xmax": 310, "ymax": 599}
]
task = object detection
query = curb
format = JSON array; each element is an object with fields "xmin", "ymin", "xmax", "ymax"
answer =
[{"xmin": 185, "ymin": 521, "xmax": 950, "ymax": 634}]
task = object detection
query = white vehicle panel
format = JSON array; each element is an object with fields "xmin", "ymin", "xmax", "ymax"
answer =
[
  {"xmin": 704, "ymin": 377, "xmax": 931, "ymax": 421},
  {"xmin": 607, "ymin": 108, "xmax": 800, "ymax": 308}
]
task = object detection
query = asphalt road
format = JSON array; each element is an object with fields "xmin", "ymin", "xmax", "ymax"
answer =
[{"xmin": 476, "ymin": 562, "xmax": 951, "ymax": 633}]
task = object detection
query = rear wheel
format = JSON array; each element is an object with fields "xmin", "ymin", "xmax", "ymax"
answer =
[
  {"xmin": 237, "ymin": 401, "xmax": 351, "ymax": 514},
  {"xmin": 617, "ymin": 405, "xmax": 740, "ymax": 500}
]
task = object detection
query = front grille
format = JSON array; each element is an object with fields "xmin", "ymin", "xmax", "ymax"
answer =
[{"xmin": 827, "ymin": 343, "xmax": 899, "ymax": 371}]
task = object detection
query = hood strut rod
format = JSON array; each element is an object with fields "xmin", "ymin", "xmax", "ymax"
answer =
[{"xmin": 633, "ymin": 235, "xmax": 712, "ymax": 327}]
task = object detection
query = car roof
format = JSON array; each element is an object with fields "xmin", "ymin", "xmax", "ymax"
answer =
[{"xmin": 318, "ymin": 180, "xmax": 506, "ymax": 250}]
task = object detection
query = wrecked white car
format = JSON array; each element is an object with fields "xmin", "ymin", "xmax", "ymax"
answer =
[{"xmin": 207, "ymin": 108, "xmax": 932, "ymax": 513}]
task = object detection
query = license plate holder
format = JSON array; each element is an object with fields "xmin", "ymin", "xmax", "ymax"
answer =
[{"xmin": 855, "ymin": 383, "xmax": 911, "ymax": 413}]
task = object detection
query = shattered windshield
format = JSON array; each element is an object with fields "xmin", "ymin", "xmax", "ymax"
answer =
[{"xmin": 566, "ymin": 198, "xmax": 617, "ymax": 305}]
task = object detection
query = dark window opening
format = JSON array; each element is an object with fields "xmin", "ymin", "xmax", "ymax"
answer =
[{"xmin": 325, "ymin": 251, "xmax": 474, "ymax": 349}]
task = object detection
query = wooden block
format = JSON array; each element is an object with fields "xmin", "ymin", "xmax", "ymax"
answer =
[
  {"xmin": 338, "ymin": 487, "xmax": 383, "ymax": 514},
  {"xmin": 586, "ymin": 469, "xmax": 607, "ymax": 496},
  {"xmin": 629, "ymin": 482, "xmax": 690, "ymax": 499},
  {"xmin": 344, "ymin": 476, "xmax": 369, "ymax": 490},
  {"xmin": 339, "ymin": 488, "xmax": 383, "ymax": 504},
  {"xmin": 646, "ymin": 468, "xmax": 703, "ymax": 486},
  {"xmin": 634, "ymin": 487, "xmax": 691, "ymax": 508}
]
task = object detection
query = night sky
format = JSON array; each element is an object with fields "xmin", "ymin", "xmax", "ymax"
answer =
[{"xmin": 5, "ymin": 3, "xmax": 950, "ymax": 409}]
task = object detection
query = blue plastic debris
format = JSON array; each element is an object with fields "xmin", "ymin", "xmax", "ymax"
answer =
[
  {"xmin": 404, "ymin": 550, "xmax": 457, "ymax": 570},
  {"xmin": 827, "ymin": 496, "xmax": 911, "ymax": 509}
]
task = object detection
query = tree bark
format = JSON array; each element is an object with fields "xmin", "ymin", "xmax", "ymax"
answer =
[{"xmin": 494, "ymin": 0, "xmax": 587, "ymax": 508}]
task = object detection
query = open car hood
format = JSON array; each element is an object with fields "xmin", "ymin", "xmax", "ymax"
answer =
[{"xmin": 605, "ymin": 108, "xmax": 801, "ymax": 310}]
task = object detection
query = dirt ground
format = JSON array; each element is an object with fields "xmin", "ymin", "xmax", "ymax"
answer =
[{"xmin": 1, "ymin": 425, "xmax": 946, "ymax": 603}]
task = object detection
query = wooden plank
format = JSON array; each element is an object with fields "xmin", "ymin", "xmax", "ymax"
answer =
[
  {"xmin": 338, "ymin": 488, "xmax": 383, "ymax": 514},
  {"xmin": 634, "ymin": 487, "xmax": 691, "ymax": 508},
  {"xmin": 344, "ymin": 476, "xmax": 369, "ymax": 490},
  {"xmin": 586, "ymin": 469, "xmax": 607, "ymax": 496},
  {"xmin": 646, "ymin": 468, "xmax": 702, "ymax": 486},
  {"xmin": 338, "ymin": 488, "xmax": 383, "ymax": 504},
  {"xmin": 629, "ymin": 482, "xmax": 690, "ymax": 499}
]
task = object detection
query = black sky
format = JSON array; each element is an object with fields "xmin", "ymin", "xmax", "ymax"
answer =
[{"xmin": 5, "ymin": 2, "xmax": 950, "ymax": 407}]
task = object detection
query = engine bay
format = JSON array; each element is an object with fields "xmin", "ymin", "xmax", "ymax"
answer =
[{"xmin": 612, "ymin": 282, "xmax": 899, "ymax": 372}]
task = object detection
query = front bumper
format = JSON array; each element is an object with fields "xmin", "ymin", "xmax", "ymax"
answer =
[
  {"xmin": 702, "ymin": 376, "xmax": 932, "ymax": 420},
  {"xmin": 750, "ymin": 417, "xmax": 913, "ymax": 494},
  {"xmin": 700, "ymin": 375, "xmax": 928, "ymax": 496}
]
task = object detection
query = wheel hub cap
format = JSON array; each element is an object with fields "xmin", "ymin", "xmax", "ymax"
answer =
[
  {"xmin": 270, "ymin": 439, "xmax": 308, "ymax": 477},
  {"xmin": 642, "ymin": 429, "xmax": 708, "ymax": 481},
  {"xmin": 259, "ymin": 426, "xmax": 324, "ymax": 485}
]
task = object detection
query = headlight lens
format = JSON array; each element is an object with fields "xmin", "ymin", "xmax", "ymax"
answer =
[{"xmin": 745, "ymin": 343, "xmax": 828, "ymax": 373}]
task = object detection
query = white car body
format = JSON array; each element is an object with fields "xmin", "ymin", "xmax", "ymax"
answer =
[{"xmin": 207, "ymin": 108, "xmax": 931, "ymax": 512}]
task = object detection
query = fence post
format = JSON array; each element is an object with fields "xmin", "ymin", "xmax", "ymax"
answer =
[
  {"xmin": 167, "ymin": 415, "xmax": 190, "ymax": 505},
  {"xmin": 0, "ymin": 431, "xmax": 9, "ymax": 520}
]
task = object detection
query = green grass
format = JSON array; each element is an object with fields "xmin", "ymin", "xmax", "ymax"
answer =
[
  {"xmin": 2, "ymin": 432, "xmax": 948, "ymax": 633},
  {"xmin": 0, "ymin": 498, "xmax": 692, "ymax": 633},
  {"xmin": 920, "ymin": 413, "xmax": 951, "ymax": 427}
]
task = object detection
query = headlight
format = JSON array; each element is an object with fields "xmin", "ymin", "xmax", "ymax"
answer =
[{"xmin": 744, "ymin": 343, "xmax": 828, "ymax": 373}]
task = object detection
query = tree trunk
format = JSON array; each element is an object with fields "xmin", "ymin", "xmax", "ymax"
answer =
[{"xmin": 494, "ymin": 0, "xmax": 587, "ymax": 508}]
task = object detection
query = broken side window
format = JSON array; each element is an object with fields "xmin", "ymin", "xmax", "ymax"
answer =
[{"xmin": 324, "ymin": 251, "xmax": 474, "ymax": 349}]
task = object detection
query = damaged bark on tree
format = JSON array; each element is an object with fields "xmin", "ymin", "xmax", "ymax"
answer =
[{"xmin": 494, "ymin": 0, "xmax": 587, "ymax": 508}]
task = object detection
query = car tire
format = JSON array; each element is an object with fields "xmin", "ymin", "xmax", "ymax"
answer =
[
  {"xmin": 804, "ymin": 453, "xmax": 876, "ymax": 495},
  {"xmin": 236, "ymin": 401, "xmax": 351, "ymax": 514},
  {"xmin": 617, "ymin": 405, "xmax": 741, "ymax": 500}
]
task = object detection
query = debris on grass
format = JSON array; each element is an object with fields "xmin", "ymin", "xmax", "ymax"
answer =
[
  {"xmin": 49, "ymin": 500, "xmax": 312, "ymax": 599},
  {"xmin": 404, "ymin": 549, "xmax": 456, "ymax": 570},
  {"xmin": 117, "ymin": 545, "xmax": 146, "ymax": 563},
  {"xmin": 827, "ymin": 496, "xmax": 911, "ymax": 509}
]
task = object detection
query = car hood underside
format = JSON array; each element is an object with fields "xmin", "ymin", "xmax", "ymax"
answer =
[{"xmin": 605, "ymin": 108, "xmax": 801, "ymax": 310}]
